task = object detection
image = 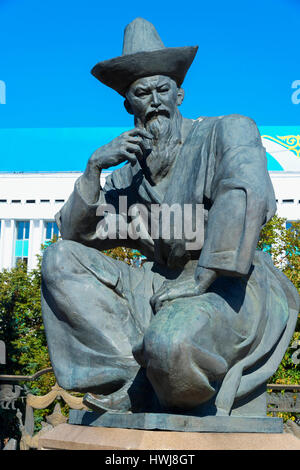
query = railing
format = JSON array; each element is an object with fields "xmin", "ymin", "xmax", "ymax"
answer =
[
  {"xmin": 0, "ymin": 367, "xmax": 53, "ymax": 383},
  {"xmin": 0, "ymin": 367, "xmax": 299, "ymax": 449},
  {"xmin": 0, "ymin": 368, "xmax": 88, "ymax": 450},
  {"xmin": 266, "ymin": 383, "xmax": 300, "ymax": 415}
]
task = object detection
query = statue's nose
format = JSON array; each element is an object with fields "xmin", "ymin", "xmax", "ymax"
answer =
[{"xmin": 151, "ymin": 91, "xmax": 161, "ymax": 108}]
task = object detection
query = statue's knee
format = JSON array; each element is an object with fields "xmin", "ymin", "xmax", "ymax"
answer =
[
  {"xmin": 143, "ymin": 326, "xmax": 187, "ymax": 376},
  {"xmin": 142, "ymin": 308, "xmax": 219, "ymax": 408},
  {"xmin": 41, "ymin": 240, "xmax": 77, "ymax": 284}
]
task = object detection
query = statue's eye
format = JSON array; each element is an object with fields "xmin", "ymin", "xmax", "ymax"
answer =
[
  {"xmin": 158, "ymin": 86, "xmax": 169, "ymax": 93},
  {"xmin": 135, "ymin": 90, "xmax": 147, "ymax": 98}
]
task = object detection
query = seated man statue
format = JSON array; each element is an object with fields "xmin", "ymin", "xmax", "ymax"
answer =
[{"xmin": 41, "ymin": 18, "xmax": 299, "ymax": 418}]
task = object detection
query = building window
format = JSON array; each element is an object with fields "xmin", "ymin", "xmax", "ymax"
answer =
[
  {"xmin": 45, "ymin": 221, "xmax": 59, "ymax": 243},
  {"xmin": 15, "ymin": 221, "xmax": 30, "ymax": 266}
]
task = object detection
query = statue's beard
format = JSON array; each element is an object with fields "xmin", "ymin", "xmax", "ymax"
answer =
[
  {"xmin": 145, "ymin": 111, "xmax": 173, "ymax": 140},
  {"xmin": 136, "ymin": 110, "xmax": 182, "ymax": 184}
]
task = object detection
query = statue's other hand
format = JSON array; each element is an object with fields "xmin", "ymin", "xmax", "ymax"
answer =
[
  {"xmin": 88, "ymin": 128, "xmax": 152, "ymax": 170},
  {"xmin": 150, "ymin": 278, "xmax": 201, "ymax": 313},
  {"xmin": 150, "ymin": 267, "xmax": 218, "ymax": 313}
]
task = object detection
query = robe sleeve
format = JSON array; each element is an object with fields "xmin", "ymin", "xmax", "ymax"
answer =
[
  {"xmin": 198, "ymin": 115, "xmax": 277, "ymax": 276},
  {"xmin": 55, "ymin": 172, "xmax": 118, "ymax": 248}
]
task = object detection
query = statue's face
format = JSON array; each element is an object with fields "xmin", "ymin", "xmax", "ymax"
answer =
[{"xmin": 125, "ymin": 75, "xmax": 184, "ymax": 126}]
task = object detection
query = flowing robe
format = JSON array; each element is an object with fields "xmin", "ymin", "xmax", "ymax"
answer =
[{"xmin": 41, "ymin": 114, "xmax": 299, "ymax": 414}]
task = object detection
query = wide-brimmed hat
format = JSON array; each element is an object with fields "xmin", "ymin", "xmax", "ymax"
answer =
[{"xmin": 91, "ymin": 18, "xmax": 198, "ymax": 97}]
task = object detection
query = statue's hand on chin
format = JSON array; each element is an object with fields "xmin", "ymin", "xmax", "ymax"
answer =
[
  {"xmin": 88, "ymin": 128, "xmax": 152, "ymax": 170},
  {"xmin": 150, "ymin": 267, "xmax": 218, "ymax": 313}
]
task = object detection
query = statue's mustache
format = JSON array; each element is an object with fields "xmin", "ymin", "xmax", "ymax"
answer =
[{"xmin": 145, "ymin": 109, "xmax": 170, "ymax": 124}]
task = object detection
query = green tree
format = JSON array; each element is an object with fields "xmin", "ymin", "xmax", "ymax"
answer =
[
  {"xmin": 258, "ymin": 215, "xmax": 300, "ymax": 422},
  {"xmin": 0, "ymin": 257, "xmax": 49, "ymax": 376},
  {"xmin": 103, "ymin": 247, "xmax": 143, "ymax": 265},
  {"xmin": 0, "ymin": 255, "xmax": 54, "ymax": 443},
  {"xmin": 258, "ymin": 215, "xmax": 300, "ymax": 296}
]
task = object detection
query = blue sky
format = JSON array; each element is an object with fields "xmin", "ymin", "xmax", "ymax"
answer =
[{"xmin": 0, "ymin": 0, "xmax": 299, "ymax": 171}]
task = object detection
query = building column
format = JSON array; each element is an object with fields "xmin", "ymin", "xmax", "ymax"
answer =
[
  {"xmin": 28, "ymin": 219, "xmax": 44, "ymax": 271},
  {"xmin": 0, "ymin": 219, "xmax": 15, "ymax": 270}
]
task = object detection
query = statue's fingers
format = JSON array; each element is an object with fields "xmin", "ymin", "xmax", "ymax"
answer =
[
  {"xmin": 168, "ymin": 283, "xmax": 199, "ymax": 300},
  {"xmin": 128, "ymin": 136, "xmax": 147, "ymax": 153},
  {"xmin": 128, "ymin": 128, "xmax": 152, "ymax": 140},
  {"xmin": 122, "ymin": 150, "xmax": 137, "ymax": 165},
  {"xmin": 126, "ymin": 143, "xmax": 143, "ymax": 158}
]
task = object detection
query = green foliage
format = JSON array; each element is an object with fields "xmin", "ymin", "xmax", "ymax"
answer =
[
  {"xmin": 0, "ymin": 254, "xmax": 55, "ymax": 441},
  {"xmin": 103, "ymin": 247, "xmax": 143, "ymax": 265},
  {"xmin": 0, "ymin": 257, "xmax": 47, "ymax": 375},
  {"xmin": 258, "ymin": 214, "xmax": 300, "ymax": 339},
  {"xmin": 258, "ymin": 215, "xmax": 300, "ymax": 422},
  {"xmin": 258, "ymin": 215, "xmax": 300, "ymax": 295}
]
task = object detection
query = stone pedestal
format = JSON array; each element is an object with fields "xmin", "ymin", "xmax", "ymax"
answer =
[
  {"xmin": 38, "ymin": 423, "xmax": 300, "ymax": 450},
  {"xmin": 69, "ymin": 409, "xmax": 283, "ymax": 433}
]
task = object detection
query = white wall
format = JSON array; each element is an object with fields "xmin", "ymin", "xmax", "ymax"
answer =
[
  {"xmin": 270, "ymin": 171, "xmax": 300, "ymax": 221},
  {"xmin": 0, "ymin": 170, "xmax": 299, "ymax": 271}
]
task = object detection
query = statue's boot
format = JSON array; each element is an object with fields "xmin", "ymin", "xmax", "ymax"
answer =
[
  {"xmin": 83, "ymin": 381, "xmax": 133, "ymax": 414},
  {"xmin": 83, "ymin": 369, "xmax": 161, "ymax": 414}
]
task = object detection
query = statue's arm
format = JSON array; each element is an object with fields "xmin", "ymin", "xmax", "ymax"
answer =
[
  {"xmin": 196, "ymin": 114, "xmax": 276, "ymax": 279},
  {"xmin": 55, "ymin": 165, "xmax": 109, "ymax": 244},
  {"xmin": 56, "ymin": 128, "xmax": 152, "ymax": 244}
]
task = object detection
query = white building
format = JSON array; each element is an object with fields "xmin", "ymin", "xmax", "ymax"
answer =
[
  {"xmin": 0, "ymin": 129, "xmax": 299, "ymax": 272},
  {"xmin": 0, "ymin": 171, "xmax": 108, "ymax": 271},
  {"xmin": 270, "ymin": 172, "xmax": 300, "ymax": 221}
]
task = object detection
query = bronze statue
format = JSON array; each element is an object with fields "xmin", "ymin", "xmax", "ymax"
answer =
[{"xmin": 41, "ymin": 18, "xmax": 299, "ymax": 425}]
